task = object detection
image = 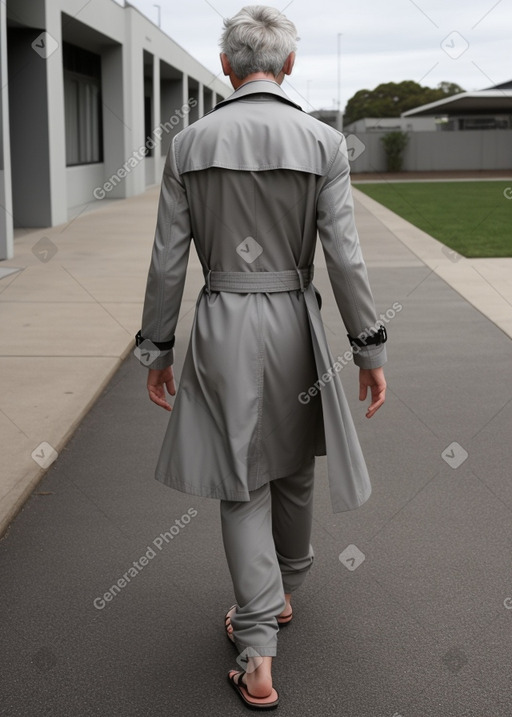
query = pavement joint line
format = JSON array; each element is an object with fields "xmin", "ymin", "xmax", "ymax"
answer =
[
  {"xmin": 384, "ymin": 384, "xmax": 440, "ymax": 439},
  {"xmin": 366, "ymin": 469, "xmax": 441, "ymax": 545},
  {"xmin": 467, "ymin": 466, "xmax": 512, "ymax": 519},
  {"xmin": 60, "ymin": 264, "xmax": 134, "ymax": 337},
  {"xmin": 405, "ymin": 266, "xmax": 437, "ymax": 297},
  {"xmin": 470, "ymin": 264, "xmax": 512, "ymax": 308},
  {"xmin": 470, "ymin": 395, "xmax": 512, "ymax": 441}
]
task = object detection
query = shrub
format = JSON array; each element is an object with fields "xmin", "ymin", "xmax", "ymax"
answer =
[{"xmin": 381, "ymin": 131, "xmax": 409, "ymax": 172}]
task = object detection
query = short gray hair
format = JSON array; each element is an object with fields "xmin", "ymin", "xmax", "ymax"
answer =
[{"xmin": 220, "ymin": 5, "xmax": 299, "ymax": 79}]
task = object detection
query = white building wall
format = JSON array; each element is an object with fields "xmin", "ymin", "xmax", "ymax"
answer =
[
  {"xmin": 0, "ymin": 0, "xmax": 230, "ymax": 255},
  {"xmin": 348, "ymin": 129, "xmax": 512, "ymax": 173},
  {"xmin": 66, "ymin": 163, "xmax": 105, "ymax": 208}
]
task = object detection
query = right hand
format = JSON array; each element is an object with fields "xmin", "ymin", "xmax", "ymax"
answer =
[
  {"xmin": 147, "ymin": 366, "xmax": 176, "ymax": 411},
  {"xmin": 359, "ymin": 367, "xmax": 386, "ymax": 419}
]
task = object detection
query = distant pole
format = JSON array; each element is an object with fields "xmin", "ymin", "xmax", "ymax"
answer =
[
  {"xmin": 153, "ymin": 4, "xmax": 161, "ymax": 28},
  {"xmin": 307, "ymin": 80, "xmax": 311, "ymax": 107},
  {"xmin": 337, "ymin": 33, "xmax": 342, "ymax": 131}
]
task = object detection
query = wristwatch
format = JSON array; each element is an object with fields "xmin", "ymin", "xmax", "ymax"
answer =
[
  {"xmin": 347, "ymin": 325, "xmax": 387, "ymax": 348},
  {"xmin": 134, "ymin": 330, "xmax": 175, "ymax": 350}
]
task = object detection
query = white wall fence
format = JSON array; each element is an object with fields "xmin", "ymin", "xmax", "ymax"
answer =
[{"xmin": 347, "ymin": 129, "xmax": 512, "ymax": 173}]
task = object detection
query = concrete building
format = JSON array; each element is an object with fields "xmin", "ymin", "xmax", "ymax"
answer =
[
  {"xmin": 343, "ymin": 116, "xmax": 437, "ymax": 134},
  {"xmin": 309, "ymin": 109, "xmax": 340, "ymax": 131},
  {"xmin": 402, "ymin": 84, "xmax": 512, "ymax": 131},
  {"xmin": 0, "ymin": 0, "xmax": 230, "ymax": 260},
  {"xmin": 343, "ymin": 82, "xmax": 512, "ymax": 173}
]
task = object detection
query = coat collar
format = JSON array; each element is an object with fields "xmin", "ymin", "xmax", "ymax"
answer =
[{"xmin": 214, "ymin": 79, "xmax": 303, "ymax": 112}]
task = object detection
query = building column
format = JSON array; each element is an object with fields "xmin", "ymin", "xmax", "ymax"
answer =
[
  {"xmin": 152, "ymin": 53, "xmax": 162, "ymax": 183},
  {"xmin": 45, "ymin": 3, "xmax": 67, "ymax": 225},
  {"xmin": 0, "ymin": 1, "xmax": 13, "ymax": 260},
  {"xmin": 198, "ymin": 81, "xmax": 204, "ymax": 118},
  {"xmin": 182, "ymin": 73, "xmax": 189, "ymax": 129},
  {"xmin": 122, "ymin": 10, "xmax": 145, "ymax": 198}
]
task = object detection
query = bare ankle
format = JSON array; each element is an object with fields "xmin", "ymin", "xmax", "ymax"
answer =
[{"xmin": 245, "ymin": 657, "xmax": 273, "ymax": 696}]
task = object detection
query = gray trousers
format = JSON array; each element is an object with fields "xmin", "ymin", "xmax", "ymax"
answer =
[{"xmin": 220, "ymin": 457, "xmax": 315, "ymax": 658}]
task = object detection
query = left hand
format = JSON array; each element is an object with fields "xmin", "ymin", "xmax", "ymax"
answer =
[{"xmin": 147, "ymin": 366, "xmax": 176, "ymax": 411}]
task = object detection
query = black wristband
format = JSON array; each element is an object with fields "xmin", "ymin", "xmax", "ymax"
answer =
[
  {"xmin": 347, "ymin": 325, "xmax": 387, "ymax": 348},
  {"xmin": 135, "ymin": 330, "xmax": 175, "ymax": 351}
]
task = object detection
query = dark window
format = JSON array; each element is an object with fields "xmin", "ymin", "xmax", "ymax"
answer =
[
  {"xmin": 145, "ymin": 95, "xmax": 153, "ymax": 157},
  {"xmin": 63, "ymin": 42, "xmax": 103, "ymax": 165}
]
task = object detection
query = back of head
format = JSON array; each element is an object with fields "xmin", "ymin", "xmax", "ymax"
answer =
[{"xmin": 220, "ymin": 5, "xmax": 299, "ymax": 79}]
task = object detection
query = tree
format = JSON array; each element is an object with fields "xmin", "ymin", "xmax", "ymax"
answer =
[
  {"xmin": 343, "ymin": 80, "xmax": 465, "ymax": 126},
  {"xmin": 437, "ymin": 81, "xmax": 465, "ymax": 96}
]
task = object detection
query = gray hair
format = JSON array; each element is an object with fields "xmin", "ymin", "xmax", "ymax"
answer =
[{"xmin": 220, "ymin": 5, "xmax": 299, "ymax": 79}]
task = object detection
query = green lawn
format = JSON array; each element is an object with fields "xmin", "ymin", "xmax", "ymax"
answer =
[{"xmin": 353, "ymin": 181, "xmax": 512, "ymax": 258}]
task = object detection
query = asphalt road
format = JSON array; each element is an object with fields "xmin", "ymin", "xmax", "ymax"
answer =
[{"xmin": 1, "ymin": 202, "xmax": 512, "ymax": 716}]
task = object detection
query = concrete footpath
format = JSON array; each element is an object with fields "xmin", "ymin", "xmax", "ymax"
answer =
[{"xmin": 0, "ymin": 183, "xmax": 511, "ymax": 715}]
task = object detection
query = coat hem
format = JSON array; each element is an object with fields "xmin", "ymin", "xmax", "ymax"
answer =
[{"xmin": 154, "ymin": 453, "xmax": 320, "ymax": 503}]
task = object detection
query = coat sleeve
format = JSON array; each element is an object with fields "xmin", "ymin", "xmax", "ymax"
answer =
[
  {"xmin": 316, "ymin": 134, "xmax": 387, "ymax": 370},
  {"xmin": 137, "ymin": 134, "xmax": 192, "ymax": 369}
]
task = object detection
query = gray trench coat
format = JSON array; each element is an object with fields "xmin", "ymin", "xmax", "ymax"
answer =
[{"xmin": 138, "ymin": 80, "xmax": 387, "ymax": 513}]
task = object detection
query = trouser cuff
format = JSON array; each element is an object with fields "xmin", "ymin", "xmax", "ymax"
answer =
[{"xmin": 235, "ymin": 643, "xmax": 278, "ymax": 661}]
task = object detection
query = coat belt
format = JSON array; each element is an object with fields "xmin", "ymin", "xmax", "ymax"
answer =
[{"xmin": 204, "ymin": 266, "xmax": 314, "ymax": 294}]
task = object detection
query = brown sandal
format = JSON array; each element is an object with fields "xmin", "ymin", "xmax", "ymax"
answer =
[{"xmin": 227, "ymin": 669, "xmax": 279, "ymax": 710}]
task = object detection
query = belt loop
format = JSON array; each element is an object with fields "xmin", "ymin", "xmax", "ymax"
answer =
[
  {"xmin": 296, "ymin": 267, "xmax": 305, "ymax": 293},
  {"xmin": 205, "ymin": 269, "xmax": 212, "ymax": 295}
]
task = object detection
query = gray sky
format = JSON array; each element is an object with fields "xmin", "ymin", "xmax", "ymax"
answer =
[{"xmin": 120, "ymin": 0, "xmax": 511, "ymax": 113}]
